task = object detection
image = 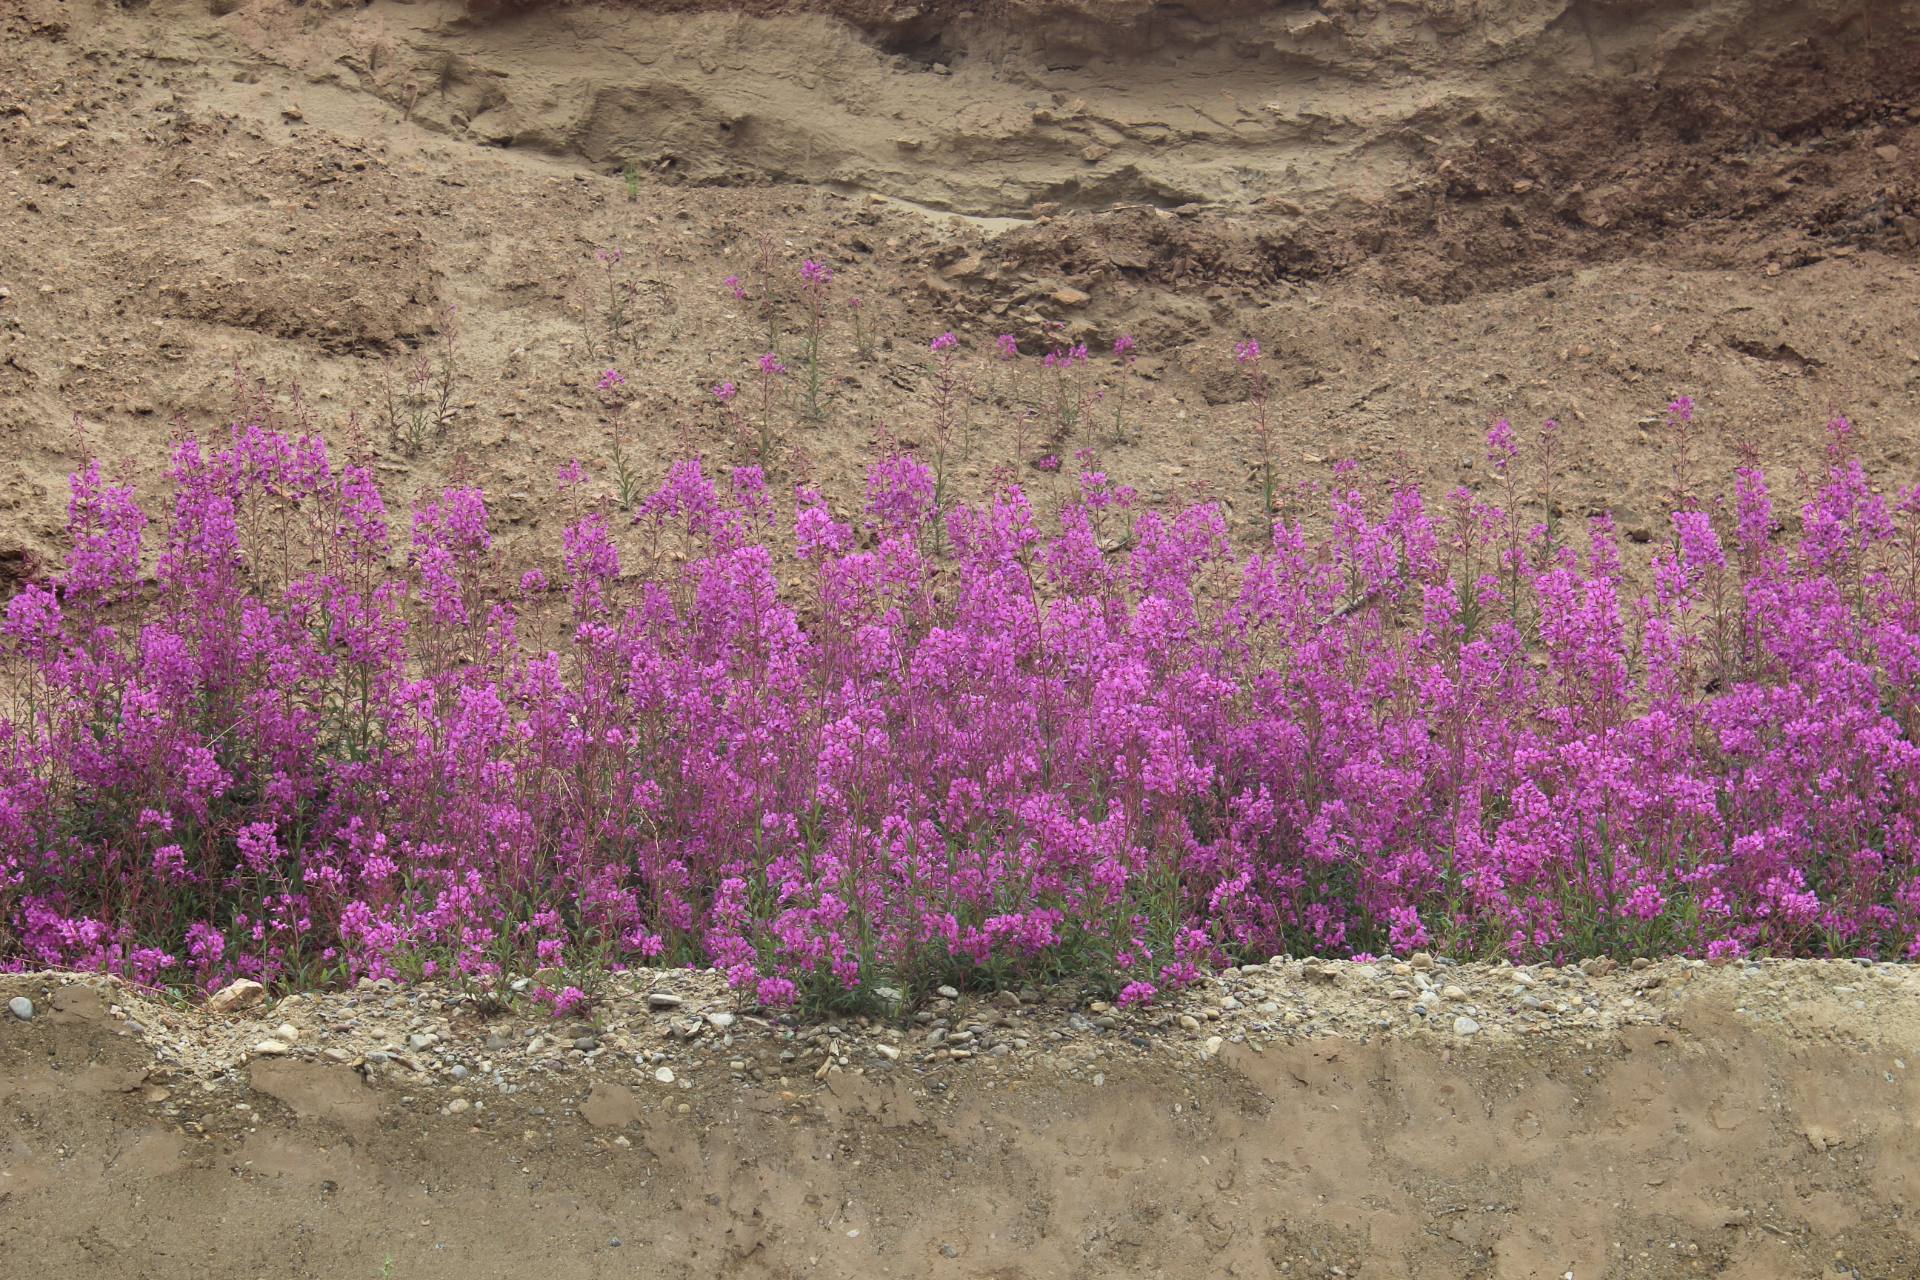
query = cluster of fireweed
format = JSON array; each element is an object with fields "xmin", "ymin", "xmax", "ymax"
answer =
[{"xmin": 3, "ymin": 407, "xmax": 1920, "ymax": 1011}]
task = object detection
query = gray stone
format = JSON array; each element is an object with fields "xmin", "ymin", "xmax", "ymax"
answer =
[
  {"xmin": 646, "ymin": 993, "xmax": 684, "ymax": 1010},
  {"xmin": 7, "ymin": 996, "xmax": 32, "ymax": 1021},
  {"xmin": 1453, "ymin": 1016, "xmax": 1481, "ymax": 1035}
]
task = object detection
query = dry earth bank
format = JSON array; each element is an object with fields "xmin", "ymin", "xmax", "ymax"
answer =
[
  {"xmin": 3, "ymin": 0, "xmax": 1919, "ymax": 585},
  {"xmin": 4, "ymin": 959, "xmax": 1920, "ymax": 1279}
]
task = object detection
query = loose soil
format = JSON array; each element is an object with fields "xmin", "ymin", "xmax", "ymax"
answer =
[
  {"xmin": 3, "ymin": 0, "xmax": 1919, "ymax": 586},
  {"xmin": 3, "ymin": 958, "xmax": 1919, "ymax": 1279}
]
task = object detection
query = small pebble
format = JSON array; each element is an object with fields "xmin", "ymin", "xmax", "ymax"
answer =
[
  {"xmin": 1453, "ymin": 1016, "xmax": 1481, "ymax": 1036},
  {"xmin": 7, "ymin": 996, "xmax": 33, "ymax": 1021}
]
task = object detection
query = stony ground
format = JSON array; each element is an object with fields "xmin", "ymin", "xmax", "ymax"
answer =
[{"xmin": 4, "ymin": 957, "xmax": 1920, "ymax": 1278}]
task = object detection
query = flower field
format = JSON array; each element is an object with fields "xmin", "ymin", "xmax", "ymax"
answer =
[{"xmin": 4, "ymin": 373, "xmax": 1919, "ymax": 1011}]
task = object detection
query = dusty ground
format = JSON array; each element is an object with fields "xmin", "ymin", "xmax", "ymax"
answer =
[
  {"xmin": 4, "ymin": 957, "xmax": 1920, "ymax": 1279},
  {"xmin": 3, "ymin": 0, "xmax": 1919, "ymax": 585},
  {"xmin": 6, "ymin": 2, "xmax": 1920, "ymax": 1274}
]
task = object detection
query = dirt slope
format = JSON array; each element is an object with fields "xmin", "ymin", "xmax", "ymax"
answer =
[
  {"xmin": 4, "ymin": 959, "xmax": 1919, "ymax": 1279},
  {"xmin": 3, "ymin": 0, "xmax": 1919, "ymax": 589}
]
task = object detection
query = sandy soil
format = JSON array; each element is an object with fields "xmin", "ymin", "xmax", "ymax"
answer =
[
  {"xmin": 3, "ymin": 0, "xmax": 1919, "ymax": 587},
  {"xmin": 4, "ymin": 958, "xmax": 1919, "ymax": 1279}
]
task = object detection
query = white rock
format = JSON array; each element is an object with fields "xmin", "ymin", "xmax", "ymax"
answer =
[
  {"xmin": 1452, "ymin": 1016, "xmax": 1481, "ymax": 1036},
  {"xmin": 206, "ymin": 979, "xmax": 266, "ymax": 1014},
  {"xmin": 1203, "ymin": 1035, "xmax": 1224, "ymax": 1057},
  {"xmin": 275, "ymin": 1022, "xmax": 300, "ymax": 1042},
  {"xmin": 251, "ymin": 1038, "xmax": 291, "ymax": 1056},
  {"xmin": 654, "ymin": 1066, "xmax": 676, "ymax": 1084}
]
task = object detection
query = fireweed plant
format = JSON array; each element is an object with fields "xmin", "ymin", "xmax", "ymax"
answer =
[
  {"xmin": 753, "ymin": 352, "xmax": 789, "ymax": 461},
  {"xmin": 581, "ymin": 248, "xmax": 641, "ymax": 369},
  {"xmin": 597, "ymin": 368, "xmax": 645, "ymax": 510},
  {"xmin": 382, "ymin": 305, "xmax": 460, "ymax": 456},
  {"xmin": 1237, "ymin": 337, "xmax": 1275, "ymax": 526},
  {"xmin": 1110, "ymin": 334, "xmax": 1139, "ymax": 444},
  {"xmin": 847, "ymin": 296, "xmax": 874, "ymax": 362},
  {"xmin": 3, "ymin": 391, "xmax": 1920, "ymax": 1012},
  {"xmin": 798, "ymin": 260, "xmax": 834, "ymax": 419}
]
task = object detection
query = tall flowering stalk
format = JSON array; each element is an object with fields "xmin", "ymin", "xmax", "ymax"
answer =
[
  {"xmin": 754, "ymin": 352, "xmax": 787, "ymax": 461},
  {"xmin": 799, "ymin": 260, "xmax": 834, "ymax": 419},
  {"xmin": 1237, "ymin": 337, "xmax": 1273, "ymax": 524},
  {"xmin": 1041, "ymin": 338, "xmax": 1092, "ymax": 445},
  {"xmin": 1110, "ymin": 334, "xmax": 1139, "ymax": 444},
  {"xmin": 583, "ymin": 249, "xmax": 636, "ymax": 368},
  {"xmin": 597, "ymin": 368, "xmax": 643, "ymax": 509}
]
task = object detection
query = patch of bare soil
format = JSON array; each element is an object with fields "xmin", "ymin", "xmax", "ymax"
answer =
[
  {"xmin": 2, "ymin": 0, "xmax": 1918, "ymax": 587},
  {"xmin": 3, "ymin": 958, "xmax": 1919, "ymax": 1279}
]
